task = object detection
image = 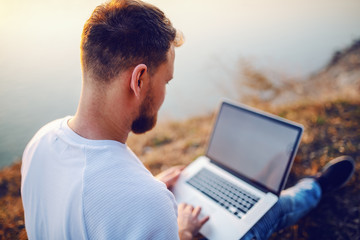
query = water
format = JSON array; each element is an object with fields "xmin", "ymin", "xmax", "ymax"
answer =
[{"xmin": 0, "ymin": 0, "xmax": 359, "ymax": 168}]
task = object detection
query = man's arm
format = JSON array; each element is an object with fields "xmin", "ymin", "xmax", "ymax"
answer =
[{"xmin": 156, "ymin": 166, "xmax": 210, "ymax": 240}]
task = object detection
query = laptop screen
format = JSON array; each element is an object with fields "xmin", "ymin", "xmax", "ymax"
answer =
[{"xmin": 206, "ymin": 101, "xmax": 303, "ymax": 194}]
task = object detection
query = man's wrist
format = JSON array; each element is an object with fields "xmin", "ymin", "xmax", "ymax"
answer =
[{"xmin": 179, "ymin": 230, "xmax": 193, "ymax": 240}]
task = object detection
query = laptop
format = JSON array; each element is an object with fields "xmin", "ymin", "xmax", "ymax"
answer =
[{"xmin": 172, "ymin": 100, "xmax": 303, "ymax": 239}]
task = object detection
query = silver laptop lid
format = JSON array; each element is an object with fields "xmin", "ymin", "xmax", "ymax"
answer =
[{"xmin": 206, "ymin": 100, "xmax": 303, "ymax": 196}]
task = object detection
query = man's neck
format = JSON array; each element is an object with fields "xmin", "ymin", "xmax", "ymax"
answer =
[
  {"xmin": 68, "ymin": 86, "xmax": 132, "ymax": 144},
  {"xmin": 68, "ymin": 114, "xmax": 129, "ymax": 144}
]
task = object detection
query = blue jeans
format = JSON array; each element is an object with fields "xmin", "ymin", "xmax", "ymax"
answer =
[{"xmin": 242, "ymin": 178, "xmax": 322, "ymax": 240}]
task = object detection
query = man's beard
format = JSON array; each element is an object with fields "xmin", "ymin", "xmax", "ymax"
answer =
[{"xmin": 131, "ymin": 93, "xmax": 157, "ymax": 134}]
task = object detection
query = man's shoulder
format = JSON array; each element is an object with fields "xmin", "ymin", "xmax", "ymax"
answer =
[
  {"xmin": 28, "ymin": 117, "xmax": 69, "ymax": 143},
  {"xmin": 23, "ymin": 117, "xmax": 70, "ymax": 156},
  {"xmin": 39, "ymin": 116, "xmax": 68, "ymax": 132}
]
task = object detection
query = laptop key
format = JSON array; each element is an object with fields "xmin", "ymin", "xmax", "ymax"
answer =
[{"xmin": 228, "ymin": 206, "xmax": 237, "ymax": 213}]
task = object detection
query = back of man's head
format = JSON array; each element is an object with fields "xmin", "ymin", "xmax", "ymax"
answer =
[{"xmin": 81, "ymin": 0, "xmax": 183, "ymax": 83}]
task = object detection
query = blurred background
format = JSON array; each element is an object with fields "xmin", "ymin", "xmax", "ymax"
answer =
[{"xmin": 1, "ymin": 0, "xmax": 360, "ymax": 169}]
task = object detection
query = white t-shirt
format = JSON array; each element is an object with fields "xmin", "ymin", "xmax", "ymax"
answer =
[{"xmin": 21, "ymin": 116, "xmax": 179, "ymax": 239}]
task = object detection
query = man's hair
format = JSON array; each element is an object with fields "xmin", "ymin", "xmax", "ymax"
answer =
[{"xmin": 81, "ymin": 0, "xmax": 183, "ymax": 82}]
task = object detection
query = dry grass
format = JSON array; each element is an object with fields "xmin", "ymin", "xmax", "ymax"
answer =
[
  {"xmin": 268, "ymin": 99, "xmax": 360, "ymax": 239},
  {"xmin": 0, "ymin": 163, "xmax": 27, "ymax": 239}
]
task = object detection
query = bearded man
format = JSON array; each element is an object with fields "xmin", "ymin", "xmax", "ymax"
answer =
[{"xmin": 21, "ymin": 0, "xmax": 208, "ymax": 239}]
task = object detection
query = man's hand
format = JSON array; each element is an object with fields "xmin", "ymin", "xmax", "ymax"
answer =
[
  {"xmin": 178, "ymin": 203, "xmax": 210, "ymax": 240},
  {"xmin": 155, "ymin": 165, "xmax": 184, "ymax": 189},
  {"xmin": 156, "ymin": 166, "xmax": 210, "ymax": 239}
]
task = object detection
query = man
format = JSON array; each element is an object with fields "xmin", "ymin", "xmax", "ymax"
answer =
[
  {"xmin": 22, "ymin": 0, "xmax": 207, "ymax": 239},
  {"xmin": 21, "ymin": 0, "xmax": 355, "ymax": 239}
]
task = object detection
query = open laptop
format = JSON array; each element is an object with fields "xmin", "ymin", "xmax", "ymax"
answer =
[{"xmin": 172, "ymin": 100, "xmax": 303, "ymax": 239}]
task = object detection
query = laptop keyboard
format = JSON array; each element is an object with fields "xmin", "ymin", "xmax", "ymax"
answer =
[{"xmin": 186, "ymin": 168, "xmax": 260, "ymax": 218}]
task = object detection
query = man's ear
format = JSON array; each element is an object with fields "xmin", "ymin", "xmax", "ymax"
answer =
[{"xmin": 130, "ymin": 64, "xmax": 147, "ymax": 98}]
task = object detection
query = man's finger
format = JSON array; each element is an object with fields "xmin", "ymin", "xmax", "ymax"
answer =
[
  {"xmin": 199, "ymin": 215, "xmax": 210, "ymax": 226},
  {"xmin": 192, "ymin": 206, "xmax": 201, "ymax": 218},
  {"xmin": 185, "ymin": 204, "xmax": 194, "ymax": 212},
  {"xmin": 162, "ymin": 170, "xmax": 182, "ymax": 187},
  {"xmin": 164, "ymin": 166, "xmax": 185, "ymax": 176},
  {"xmin": 156, "ymin": 165, "xmax": 183, "ymax": 179},
  {"xmin": 178, "ymin": 203, "xmax": 187, "ymax": 211}
]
